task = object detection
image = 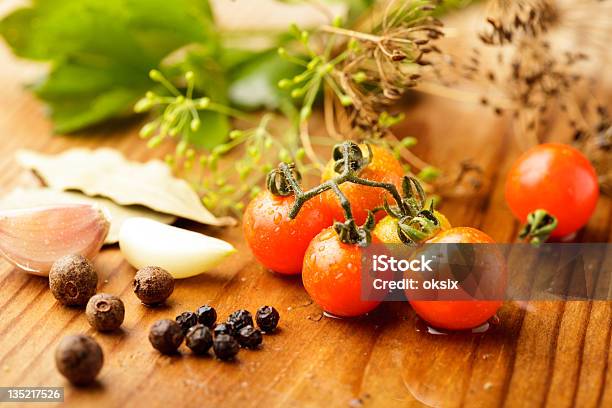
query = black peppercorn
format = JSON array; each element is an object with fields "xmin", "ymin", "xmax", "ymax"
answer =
[
  {"xmin": 133, "ymin": 266, "xmax": 174, "ymax": 306},
  {"xmin": 195, "ymin": 305, "xmax": 217, "ymax": 328},
  {"xmin": 256, "ymin": 305, "xmax": 280, "ymax": 333},
  {"xmin": 237, "ymin": 325, "xmax": 263, "ymax": 349},
  {"xmin": 86, "ymin": 293, "xmax": 125, "ymax": 332},
  {"xmin": 185, "ymin": 324, "xmax": 213, "ymax": 355},
  {"xmin": 149, "ymin": 319, "xmax": 184, "ymax": 354},
  {"xmin": 227, "ymin": 309, "xmax": 253, "ymax": 332},
  {"xmin": 213, "ymin": 322, "xmax": 235, "ymax": 337},
  {"xmin": 213, "ymin": 334, "xmax": 239, "ymax": 360},
  {"xmin": 55, "ymin": 334, "xmax": 103, "ymax": 385},
  {"xmin": 49, "ymin": 254, "xmax": 98, "ymax": 307},
  {"xmin": 176, "ymin": 311, "xmax": 198, "ymax": 334}
]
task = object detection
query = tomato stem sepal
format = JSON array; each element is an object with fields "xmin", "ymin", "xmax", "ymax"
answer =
[
  {"xmin": 519, "ymin": 209, "xmax": 558, "ymax": 246},
  {"xmin": 266, "ymin": 141, "xmax": 405, "ymax": 221},
  {"xmin": 381, "ymin": 175, "xmax": 443, "ymax": 244},
  {"xmin": 397, "ymin": 211, "xmax": 441, "ymax": 245},
  {"xmin": 334, "ymin": 211, "xmax": 375, "ymax": 247}
]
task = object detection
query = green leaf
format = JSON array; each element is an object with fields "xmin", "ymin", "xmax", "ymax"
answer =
[
  {"xmin": 0, "ymin": 0, "xmax": 219, "ymax": 133},
  {"xmin": 227, "ymin": 48, "xmax": 301, "ymax": 110},
  {"xmin": 229, "ymin": 49, "xmax": 299, "ymax": 109},
  {"xmin": 44, "ymin": 87, "xmax": 141, "ymax": 134}
]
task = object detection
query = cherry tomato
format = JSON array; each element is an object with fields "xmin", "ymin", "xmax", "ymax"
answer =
[
  {"xmin": 372, "ymin": 211, "xmax": 452, "ymax": 244},
  {"xmin": 243, "ymin": 191, "xmax": 333, "ymax": 275},
  {"xmin": 408, "ymin": 227, "xmax": 504, "ymax": 330},
  {"xmin": 302, "ymin": 227, "xmax": 381, "ymax": 317},
  {"xmin": 321, "ymin": 144, "xmax": 404, "ymax": 225},
  {"xmin": 505, "ymin": 143, "xmax": 599, "ymax": 238}
]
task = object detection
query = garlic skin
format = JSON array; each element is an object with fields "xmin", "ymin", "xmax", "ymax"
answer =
[
  {"xmin": 0, "ymin": 204, "xmax": 110, "ymax": 276},
  {"xmin": 119, "ymin": 218, "xmax": 236, "ymax": 279}
]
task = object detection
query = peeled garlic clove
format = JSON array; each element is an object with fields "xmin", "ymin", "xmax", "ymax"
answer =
[
  {"xmin": 119, "ymin": 217, "xmax": 236, "ymax": 279},
  {"xmin": 0, "ymin": 204, "xmax": 110, "ymax": 276}
]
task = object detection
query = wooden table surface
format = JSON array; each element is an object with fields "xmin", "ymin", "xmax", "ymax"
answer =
[{"xmin": 1, "ymin": 20, "xmax": 611, "ymax": 408}]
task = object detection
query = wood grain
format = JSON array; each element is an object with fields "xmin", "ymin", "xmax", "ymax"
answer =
[{"xmin": 0, "ymin": 30, "xmax": 611, "ymax": 408}]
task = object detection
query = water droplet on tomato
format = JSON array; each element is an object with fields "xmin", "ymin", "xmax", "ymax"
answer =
[{"xmin": 323, "ymin": 311, "xmax": 344, "ymax": 320}]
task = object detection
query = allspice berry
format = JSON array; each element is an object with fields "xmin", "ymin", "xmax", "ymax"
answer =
[
  {"xmin": 149, "ymin": 319, "xmax": 184, "ymax": 354},
  {"xmin": 133, "ymin": 266, "xmax": 174, "ymax": 306},
  {"xmin": 86, "ymin": 294, "xmax": 125, "ymax": 331},
  {"xmin": 49, "ymin": 254, "xmax": 98, "ymax": 307},
  {"xmin": 55, "ymin": 334, "xmax": 103, "ymax": 386}
]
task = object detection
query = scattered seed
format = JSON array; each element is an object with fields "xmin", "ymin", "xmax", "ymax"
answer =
[
  {"xmin": 149, "ymin": 319, "xmax": 184, "ymax": 354},
  {"xmin": 213, "ymin": 334, "xmax": 239, "ymax": 361},
  {"xmin": 237, "ymin": 325, "xmax": 263, "ymax": 349},
  {"xmin": 133, "ymin": 266, "xmax": 174, "ymax": 306},
  {"xmin": 195, "ymin": 305, "xmax": 217, "ymax": 328},
  {"xmin": 176, "ymin": 311, "xmax": 198, "ymax": 334},
  {"xmin": 227, "ymin": 309, "xmax": 253, "ymax": 332},
  {"xmin": 49, "ymin": 254, "xmax": 98, "ymax": 307},
  {"xmin": 86, "ymin": 293, "xmax": 124, "ymax": 331},
  {"xmin": 256, "ymin": 306, "xmax": 280, "ymax": 332},
  {"xmin": 55, "ymin": 334, "xmax": 103, "ymax": 385},
  {"xmin": 185, "ymin": 324, "xmax": 213, "ymax": 355},
  {"xmin": 213, "ymin": 322, "xmax": 235, "ymax": 337}
]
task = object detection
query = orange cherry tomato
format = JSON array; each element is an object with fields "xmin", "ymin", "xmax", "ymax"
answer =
[
  {"xmin": 505, "ymin": 143, "xmax": 599, "ymax": 238},
  {"xmin": 243, "ymin": 191, "xmax": 333, "ymax": 275},
  {"xmin": 302, "ymin": 227, "xmax": 381, "ymax": 317},
  {"xmin": 321, "ymin": 144, "xmax": 404, "ymax": 225},
  {"xmin": 408, "ymin": 227, "xmax": 504, "ymax": 330}
]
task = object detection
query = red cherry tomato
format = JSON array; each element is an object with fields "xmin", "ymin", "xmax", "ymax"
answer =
[
  {"xmin": 505, "ymin": 143, "xmax": 599, "ymax": 238},
  {"xmin": 321, "ymin": 144, "xmax": 404, "ymax": 225},
  {"xmin": 243, "ymin": 191, "xmax": 333, "ymax": 275},
  {"xmin": 302, "ymin": 227, "xmax": 381, "ymax": 317},
  {"xmin": 408, "ymin": 227, "xmax": 504, "ymax": 330}
]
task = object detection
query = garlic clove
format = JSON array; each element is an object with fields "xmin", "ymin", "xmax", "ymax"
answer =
[
  {"xmin": 0, "ymin": 204, "xmax": 110, "ymax": 276},
  {"xmin": 119, "ymin": 217, "xmax": 236, "ymax": 279}
]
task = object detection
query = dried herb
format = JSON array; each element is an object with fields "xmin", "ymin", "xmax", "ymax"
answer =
[
  {"xmin": 16, "ymin": 148, "xmax": 235, "ymax": 226},
  {"xmin": 427, "ymin": 0, "xmax": 612, "ymax": 192},
  {"xmin": 132, "ymin": 1, "xmax": 479, "ymax": 217}
]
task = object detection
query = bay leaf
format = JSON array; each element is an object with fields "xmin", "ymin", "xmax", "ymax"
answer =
[
  {"xmin": 16, "ymin": 148, "xmax": 236, "ymax": 227},
  {"xmin": 0, "ymin": 187, "xmax": 176, "ymax": 244}
]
